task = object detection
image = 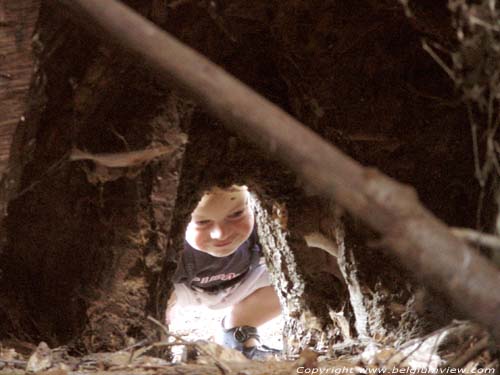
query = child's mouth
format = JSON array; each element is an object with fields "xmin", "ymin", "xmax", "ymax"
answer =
[{"xmin": 214, "ymin": 238, "xmax": 234, "ymax": 247}]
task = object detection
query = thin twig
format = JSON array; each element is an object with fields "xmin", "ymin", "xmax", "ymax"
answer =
[
  {"xmin": 130, "ymin": 339, "xmax": 192, "ymax": 361},
  {"xmin": 123, "ymin": 338, "xmax": 150, "ymax": 352},
  {"xmin": 0, "ymin": 359, "xmax": 28, "ymax": 368},
  {"xmin": 487, "ymin": 81, "xmax": 494, "ymax": 131},
  {"xmin": 390, "ymin": 337, "xmax": 426, "ymax": 368},
  {"xmin": 109, "ymin": 127, "xmax": 131, "ymax": 151},
  {"xmin": 426, "ymin": 330, "xmax": 445, "ymax": 369},
  {"xmin": 448, "ymin": 336, "xmax": 489, "ymax": 369},
  {"xmin": 146, "ymin": 316, "xmax": 232, "ymax": 374},
  {"xmin": 11, "ymin": 151, "xmax": 71, "ymax": 200},
  {"xmin": 493, "ymin": 109, "xmax": 500, "ymax": 139},
  {"xmin": 451, "ymin": 227, "xmax": 500, "ymax": 251},
  {"xmin": 147, "ymin": 316, "xmax": 169, "ymax": 336},
  {"xmin": 494, "ymin": 141, "xmax": 500, "ymax": 156},
  {"xmin": 385, "ymin": 324, "xmax": 454, "ymax": 369},
  {"xmin": 422, "ymin": 40, "xmax": 456, "ymax": 82},
  {"xmin": 397, "ymin": 321, "xmax": 472, "ymax": 351},
  {"xmin": 469, "ymin": 15, "xmax": 500, "ymax": 31},
  {"xmin": 467, "ymin": 105, "xmax": 485, "ymax": 187},
  {"xmin": 476, "ymin": 186, "xmax": 486, "ymax": 232},
  {"xmin": 488, "ymin": 143, "xmax": 500, "ymax": 176}
]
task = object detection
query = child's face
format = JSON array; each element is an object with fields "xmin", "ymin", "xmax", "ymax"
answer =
[{"xmin": 185, "ymin": 188, "xmax": 254, "ymax": 257}]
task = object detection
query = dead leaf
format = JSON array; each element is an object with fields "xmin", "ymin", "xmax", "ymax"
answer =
[
  {"xmin": 0, "ymin": 347, "xmax": 18, "ymax": 362},
  {"xmin": 297, "ymin": 348, "xmax": 318, "ymax": 369},
  {"xmin": 191, "ymin": 340, "xmax": 248, "ymax": 364},
  {"xmin": 38, "ymin": 369, "xmax": 67, "ymax": 375},
  {"xmin": 132, "ymin": 355, "xmax": 169, "ymax": 367},
  {"xmin": 26, "ymin": 342, "xmax": 53, "ymax": 372},
  {"xmin": 80, "ymin": 351, "xmax": 131, "ymax": 369}
]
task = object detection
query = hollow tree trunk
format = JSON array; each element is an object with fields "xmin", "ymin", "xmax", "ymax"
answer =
[
  {"xmin": 1, "ymin": 0, "xmax": 496, "ymax": 352},
  {"xmin": 0, "ymin": 2, "xmax": 191, "ymax": 351}
]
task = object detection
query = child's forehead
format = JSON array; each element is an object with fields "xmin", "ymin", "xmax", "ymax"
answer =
[{"xmin": 193, "ymin": 189, "xmax": 248, "ymax": 216}]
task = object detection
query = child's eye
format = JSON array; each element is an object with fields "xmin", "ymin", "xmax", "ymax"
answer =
[
  {"xmin": 227, "ymin": 209, "xmax": 244, "ymax": 219},
  {"xmin": 195, "ymin": 220, "xmax": 211, "ymax": 226}
]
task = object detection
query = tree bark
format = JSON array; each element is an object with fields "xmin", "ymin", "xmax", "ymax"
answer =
[
  {"xmin": 0, "ymin": 0, "xmax": 40, "ymax": 174},
  {"xmin": 0, "ymin": 3, "xmax": 191, "ymax": 351}
]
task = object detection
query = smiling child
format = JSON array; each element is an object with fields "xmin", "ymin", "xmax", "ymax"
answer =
[{"xmin": 168, "ymin": 185, "xmax": 281, "ymax": 359}]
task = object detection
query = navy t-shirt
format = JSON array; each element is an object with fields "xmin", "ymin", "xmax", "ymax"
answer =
[{"xmin": 174, "ymin": 229, "xmax": 261, "ymax": 291}]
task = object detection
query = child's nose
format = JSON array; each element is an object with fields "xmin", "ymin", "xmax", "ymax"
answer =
[{"xmin": 210, "ymin": 223, "xmax": 229, "ymax": 240}]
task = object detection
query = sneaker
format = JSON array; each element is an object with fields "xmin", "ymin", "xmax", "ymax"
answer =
[{"xmin": 221, "ymin": 322, "xmax": 281, "ymax": 360}]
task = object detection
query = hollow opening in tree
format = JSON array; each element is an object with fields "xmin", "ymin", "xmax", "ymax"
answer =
[
  {"xmin": 161, "ymin": 111, "xmax": 353, "ymax": 357},
  {"xmin": 165, "ymin": 185, "xmax": 285, "ymax": 358}
]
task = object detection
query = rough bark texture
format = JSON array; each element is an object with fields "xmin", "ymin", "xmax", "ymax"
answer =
[
  {"xmin": 0, "ymin": 0, "xmax": 40, "ymax": 174},
  {"xmin": 0, "ymin": 2, "xmax": 191, "ymax": 351}
]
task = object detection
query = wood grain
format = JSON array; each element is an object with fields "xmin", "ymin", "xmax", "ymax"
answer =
[{"xmin": 0, "ymin": 0, "xmax": 39, "ymax": 174}]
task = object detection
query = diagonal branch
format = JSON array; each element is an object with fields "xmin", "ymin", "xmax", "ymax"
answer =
[{"xmin": 54, "ymin": 0, "xmax": 500, "ymax": 342}]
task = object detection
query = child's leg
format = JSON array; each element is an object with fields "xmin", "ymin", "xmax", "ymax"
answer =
[{"xmin": 224, "ymin": 285, "xmax": 281, "ymax": 347}]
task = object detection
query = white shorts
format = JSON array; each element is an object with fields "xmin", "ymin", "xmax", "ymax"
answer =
[{"xmin": 173, "ymin": 261, "xmax": 271, "ymax": 310}]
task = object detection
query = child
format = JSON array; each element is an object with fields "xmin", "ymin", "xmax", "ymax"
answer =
[{"xmin": 167, "ymin": 185, "xmax": 282, "ymax": 359}]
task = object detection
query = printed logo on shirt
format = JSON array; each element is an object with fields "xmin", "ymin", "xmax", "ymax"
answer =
[{"xmin": 193, "ymin": 272, "xmax": 242, "ymax": 284}]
